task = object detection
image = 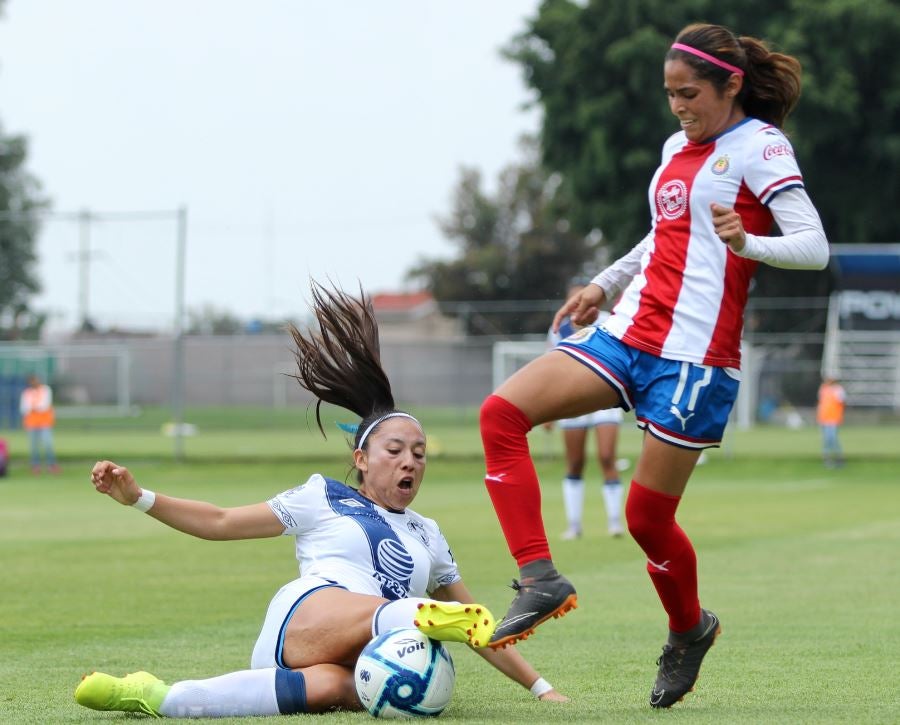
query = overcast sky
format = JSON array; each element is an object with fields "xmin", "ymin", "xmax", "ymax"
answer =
[{"xmin": 0, "ymin": 0, "xmax": 541, "ymax": 332}]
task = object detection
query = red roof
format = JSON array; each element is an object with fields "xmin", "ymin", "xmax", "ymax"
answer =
[{"xmin": 371, "ymin": 291, "xmax": 434, "ymax": 311}]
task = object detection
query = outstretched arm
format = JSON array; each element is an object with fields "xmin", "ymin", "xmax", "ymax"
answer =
[
  {"xmin": 90, "ymin": 460, "xmax": 285, "ymax": 541},
  {"xmin": 432, "ymin": 580, "xmax": 568, "ymax": 702}
]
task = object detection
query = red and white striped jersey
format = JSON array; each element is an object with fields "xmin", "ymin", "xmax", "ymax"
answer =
[{"xmin": 604, "ymin": 118, "xmax": 804, "ymax": 368}]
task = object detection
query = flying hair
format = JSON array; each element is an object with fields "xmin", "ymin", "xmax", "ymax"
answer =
[{"xmin": 287, "ymin": 281, "xmax": 396, "ymax": 438}]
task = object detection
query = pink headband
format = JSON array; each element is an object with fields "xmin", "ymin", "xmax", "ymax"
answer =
[{"xmin": 671, "ymin": 42, "xmax": 744, "ymax": 77}]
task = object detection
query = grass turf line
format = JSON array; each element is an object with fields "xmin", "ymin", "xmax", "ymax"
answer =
[{"xmin": 0, "ymin": 421, "xmax": 898, "ymax": 723}]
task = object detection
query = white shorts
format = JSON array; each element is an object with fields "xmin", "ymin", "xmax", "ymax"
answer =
[
  {"xmin": 558, "ymin": 407, "xmax": 624, "ymax": 430},
  {"xmin": 250, "ymin": 576, "xmax": 346, "ymax": 669}
]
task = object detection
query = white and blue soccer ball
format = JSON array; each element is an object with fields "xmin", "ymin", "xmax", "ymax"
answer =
[{"xmin": 354, "ymin": 628, "xmax": 455, "ymax": 718}]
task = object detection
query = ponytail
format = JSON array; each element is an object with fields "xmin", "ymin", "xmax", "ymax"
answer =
[{"xmin": 737, "ymin": 35, "xmax": 802, "ymax": 128}]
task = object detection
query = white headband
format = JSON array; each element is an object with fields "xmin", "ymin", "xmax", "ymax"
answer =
[{"xmin": 356, "ymin": 412, "xmax": 421, "ymax": 450}]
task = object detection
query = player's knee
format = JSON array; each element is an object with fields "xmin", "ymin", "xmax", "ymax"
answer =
[
  {"xmin": 625, "ymin": 505, "xmax": 650, "ymax": 544},
  {"xmin": 479, "ymin": 394, "xmax": 531, "ymax": 442},
  {"xmin": 625, "ymin": 486, "xmax": 658, "ymax": 544},
  {"xmin": 303, "ymin": 668, "xmax": 361, "ymax": 714},
  {"xmin": 323, "ymin": 671, "xmax": 360, "ymax": 712}
]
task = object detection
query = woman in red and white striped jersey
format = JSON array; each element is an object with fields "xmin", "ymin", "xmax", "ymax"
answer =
[{"xmin": 480, "ymin": 22, "xmax": 828, "ymax": 708}]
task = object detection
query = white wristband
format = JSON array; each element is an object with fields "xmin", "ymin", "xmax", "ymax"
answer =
[
  {"xmin": 132, "ymin": 488, "xmax": 156, "ymax": 512},
  {"xmin": 530, "ymin": 677, "xmax": 553, "ymax": 698}
]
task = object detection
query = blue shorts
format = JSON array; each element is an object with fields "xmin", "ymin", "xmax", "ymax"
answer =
[{"xmin": 557, "ymin": 326, "xmax": 740, "ymax": 449}]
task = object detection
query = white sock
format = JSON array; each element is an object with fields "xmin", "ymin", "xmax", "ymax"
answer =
[
  {"xmin": 602, "ymin": 479, "xmax": 623, "ymax": 528},
  {"xmin": 160, "ymin": 669, "xmax": 280, "ymax": 718},
  {"xmin": 372, "ymin": 597, "xmax": 432, "ymax": 637},
  {"xmin": 562, "ymin": 477, "xmax": 584, "ymax": 531}
]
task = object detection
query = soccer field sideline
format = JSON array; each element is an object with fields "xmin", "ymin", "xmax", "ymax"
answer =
[
  {"xmin": 1, "ymin": 427, "xmax": 898, "ymax": 723},
  {"xmin": 1, "ymin": 405, "xmax": 898, "ymax": 465}
]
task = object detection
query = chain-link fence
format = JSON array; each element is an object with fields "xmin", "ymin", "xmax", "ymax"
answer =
[{"xmin": 1, "ymin": 296, "xmax": 897, "ymax": 427}]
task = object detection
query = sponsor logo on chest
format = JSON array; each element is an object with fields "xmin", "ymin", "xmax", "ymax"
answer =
[{"xmin": 657, "ymin": 179, "xmax": 688, "ymax": 220}]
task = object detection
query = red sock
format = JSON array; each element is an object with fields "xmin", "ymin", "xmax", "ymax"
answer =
[
  {"xmin": 625, "ymin": 480, "xmax": 701, "ymax": 633},
  {"xmin": 479, "ymin": 394, "xmax": 551, "ymax": 567}
]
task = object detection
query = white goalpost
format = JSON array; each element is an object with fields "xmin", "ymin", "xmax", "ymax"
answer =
[{"xmin": 491, "ymin": 340, "xmax": 547, "ymax": 390}]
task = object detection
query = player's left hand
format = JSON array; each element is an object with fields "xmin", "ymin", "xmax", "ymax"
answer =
[
  {"xmin": 91, "ymin": 460, "xmax": 141, "ymax": 506},
  {"xmin": 552, "ymin": 284, "xmax": 604, "ymax": 332},
  {"xmin": 710, "ymin": 202, "xmax": 747, "ymax": 253},
  {"xmin": 539, "ymin": 689, "xmax": 569, "ymax": 702}
]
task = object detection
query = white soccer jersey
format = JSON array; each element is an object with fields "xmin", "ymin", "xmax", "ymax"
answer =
[
  {"xmin": 604, "ymin": 117, "xmax": 805, "ymax": 368},
  {"xmin": 266, "ymin": 474, "xmax": 461, "ymax": 601}
]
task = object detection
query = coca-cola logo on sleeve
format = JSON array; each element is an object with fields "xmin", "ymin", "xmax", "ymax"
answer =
[{"xmin": 763, "ymin": 143, "xmax": 795, "ymax": 160}]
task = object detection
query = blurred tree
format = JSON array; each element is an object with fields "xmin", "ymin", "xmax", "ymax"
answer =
[
  {"xmin": 784, "ymin": 0, "xmax": 900, "ymax": 248},
  {"xmin": 0, "ymin": 128, "xmax": 47, "ymax": 340},
  {"xmin": 498, "ymin": 0, "xmax": 900, "ymax": 337},
  {"xmin": 407, "ymin": 137, "xmax": 603, "ymax": 335},
  {"xmin": 1, "ymin": 0, "xmax": 46, "ymax": 341},
  {"xmin": 187, "ymin": 305, "xmax": 243, "ymax": 335},
  {"xmin": 506, "ymin": 0, "xmax": 900, "ymax": 254}
]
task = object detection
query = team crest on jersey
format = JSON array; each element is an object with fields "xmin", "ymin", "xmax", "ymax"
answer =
[
  {"xmin": 657, "ymin": 179, "xmax": 688, "ymax": 220},
  {"xmin": 407, "ymin": 519, "xmax": 429, "ymax": 545},
  {"xmin": 711, "ymin": 155, "xmax": 730, "ymax": 175},
  {"xmin": 564, "ymin": 326, "xmax": 597, "ymax": 345}
]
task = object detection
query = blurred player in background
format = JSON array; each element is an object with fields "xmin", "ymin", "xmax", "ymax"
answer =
[
  {"xmin": 75, "ymin": 283, "xmax": 565, "ymax": 718},
  {"xmin": 547, "ymin": 282, "xmax": 625, "ymax": 540},
  {"xmin": 479, "ymin": 22, "xmax": 829, "ymax": 708},
  {"xmin": 817, "ymin": 375, "xmax": 846, "ymax": 468}
]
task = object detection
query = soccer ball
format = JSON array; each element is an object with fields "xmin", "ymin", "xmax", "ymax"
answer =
[{"xmin": 354, "ymin": 628, "xmax": 455, "ymax": 718}]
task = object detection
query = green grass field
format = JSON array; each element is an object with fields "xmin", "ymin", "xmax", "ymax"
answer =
[{"xmin": 1, "ymin": 408, "xmax": 898, "ymax": 723}]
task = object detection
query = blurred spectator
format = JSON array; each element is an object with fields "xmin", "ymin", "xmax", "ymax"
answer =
[
  {"xmin": 20, "ymin": 375, "xmax": 60, "ymax": 474},
  {"xmin": 816, "ymin": 376, "xmax": 846, "ymax": 468}
]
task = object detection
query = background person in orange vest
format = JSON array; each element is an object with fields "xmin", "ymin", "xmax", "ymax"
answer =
[
  {"xmin": 816, "ymin": 376, "xmax": 846, "ymax": 468},
  {"xmin": 19, "ymin": 375, "xmax": 60, "ymax": 474}
]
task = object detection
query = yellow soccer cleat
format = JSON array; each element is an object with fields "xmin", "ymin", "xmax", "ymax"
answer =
[
  {"xmin": 414, "ymin": 601, "xmax": 497, "ymax": 648},
  {"xmin": 75, "ymin": 670, "xmax": 170, "ymax": 718}
]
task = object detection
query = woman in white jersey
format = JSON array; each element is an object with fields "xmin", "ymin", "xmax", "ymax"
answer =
[
  {"xmin": 546, "ymin": 282, "xmax": 625, "ymax": 540},
  {"xmin": 479, "ymin": 23, "xmax": 828, "ymax": 707},
  {"xmin": 75, "ymin": 283, "xmax": 565, "ymax": 718}
]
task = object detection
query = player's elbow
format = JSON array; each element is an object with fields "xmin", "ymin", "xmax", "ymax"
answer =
[
  {"xmin": 808, "ymin": 228, "xmax": 830, "ymax": 269},
  {"xmin": 812, "ymin": 235, "xmax": 830, "ymax": 270}
]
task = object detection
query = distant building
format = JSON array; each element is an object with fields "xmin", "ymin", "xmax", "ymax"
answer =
[{"xmin": 371, "ymin": 291, "xmax": 463, "ymax": 341}]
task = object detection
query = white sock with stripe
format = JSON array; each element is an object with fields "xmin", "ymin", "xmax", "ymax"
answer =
[
  {"xmin": 371, "ymin": 597, "xmax": 432, "ymax": 636},
  {"xmin": 562, "ymin": 476, "xmax": 584, "ymax": 532},
  {"xmin": 603, "ymin": 478, "xmax": 623, "ymax": 529},
  {"xmin": 160, "ymin": 669, "xmax": 281, "ymax": 718}
]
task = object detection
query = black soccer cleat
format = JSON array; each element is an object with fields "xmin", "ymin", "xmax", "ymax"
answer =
[
  {"xmin": 488, "ymin": 572, "xmax": 577, "ymax": 649},
  {"xmin": 649, "ymin": 608, "xmax": 722, "ymax": 708}
]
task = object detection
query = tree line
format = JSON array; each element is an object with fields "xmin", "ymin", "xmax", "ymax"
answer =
[
  {"xmin": 3, "ymin": 0, "xmax": 899, "ymax": 337},
  {"xmin": 409, "ymin": 0, "xmax": 900, "ymax": 333}
]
